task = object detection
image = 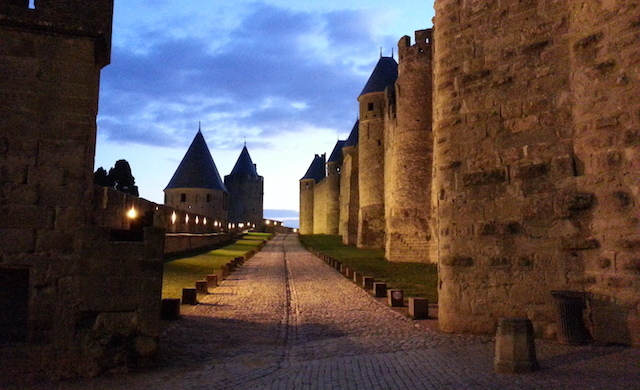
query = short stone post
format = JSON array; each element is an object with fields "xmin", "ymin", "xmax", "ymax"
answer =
[
  {"xmin": 181, "ymin": 288, "xmax": 198, "ymax": 305},
  {"xmin": 160, "ymin": 298, "xmax": 181, "ymax": 320},
  {"xmin": 214, "ymin": 268, "xmax": 225, "ymax": 281},
  {"xmin": 335, "ymin": 261, "xmax": 342, "ymax": 272},
  {"xmin": 344, "ymin": 267, "xmax": 353, "ymax": 279},
  {"xmin": 408, "ymin": 297, "xmax": 429, "ymax": 319},
  {"xmin": 494, "ymin": 317, "xmax": 539, "ymax": 374},
  {"xmin": 373, "ymin": 282, "xmax": 387, "ymax": 298},
  {"xmin": 195, "ymin": 280, "xmax": 208, "ymax": 295},
  {"xmin": 353, "ymin": 272, "xmax": 363, "ymax": 285},
  {"xmin": 206, "ymin": 274, "xmax": 218, "ymax": 289},
  {"xmin": 387, "ymin": 289, "xmax": 404, "ymax": 307},
  {"xmin": 362, "ymin": 276, "xmax": 375, "ymax": 291}
]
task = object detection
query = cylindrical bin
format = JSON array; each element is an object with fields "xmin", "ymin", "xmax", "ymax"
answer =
[{"xmin": 551, "ymin": 290, "xmax": 591, "ymax": 345}]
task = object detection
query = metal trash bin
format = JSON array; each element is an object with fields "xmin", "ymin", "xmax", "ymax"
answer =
[{"xmin": 551, "ymin": 290, "xmax": 591, "ymax": 345}]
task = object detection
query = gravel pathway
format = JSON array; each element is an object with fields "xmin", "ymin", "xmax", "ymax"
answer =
[{"xmin": 23, "ymin": 234, "xmax": 640, "ymax": 390}]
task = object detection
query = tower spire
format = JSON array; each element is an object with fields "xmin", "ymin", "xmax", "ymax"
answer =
[{"xmin": 198, "ymin": 121, "xmax": 201, "ymax": 132}]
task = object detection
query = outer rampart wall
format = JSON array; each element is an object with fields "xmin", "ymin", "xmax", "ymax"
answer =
[
  {"xmin": 313, "ymin": 177, "xmax": 329, "ymax": 234},
  {"xmin": 299, "ymin": 179, "xmax": 315, "ymax": 234}
]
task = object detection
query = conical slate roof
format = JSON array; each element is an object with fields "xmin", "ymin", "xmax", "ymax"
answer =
[
  {"xmin": 359, "ymin": 57, "xmax": 398, "ymax": 96},
  {"xmin": 165, "ymin": 131, "xmax": 227, "ymax": 192},
  {"xmin": 327, "ymin": 140, "xmax": 346, "ymax": 164},
  {"xmin": 301, "ymin": 154, "xmax": 326, "ymax": 182},
  {"xmin": 228, "ymin": 145, "xmax": 259, "ymax": 176},
  {"xmin": 344, "ymin": 120, "xmax": 359, "ymax": 148}
]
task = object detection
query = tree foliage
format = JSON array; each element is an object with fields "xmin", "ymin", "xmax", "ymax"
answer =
[{"xmin": 94, "ymin": 159, "xmax": 139, "ymax": 196}]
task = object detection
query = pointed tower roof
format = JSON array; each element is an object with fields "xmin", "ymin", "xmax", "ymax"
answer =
[
  {"xmin": 300, "ymin": 154, "xmax": 326, "ymax": 182},
  {"xmin": 359, "ymin": 56, "xmax": 398, "ymax": 96},
  {"xmin": 344, "ymin": 120, "xmax": 359, "ymax": 148},
  {"xmin": 165, "ymin": 130, "xmax": 228, "ymax": 192},
  {"xmin": 327, "ymin": 140, "xmax": 346, "ymax": 164},
  {"xmin": 228, "ymin": 145, "xmax": 259, "ymax": 176}
]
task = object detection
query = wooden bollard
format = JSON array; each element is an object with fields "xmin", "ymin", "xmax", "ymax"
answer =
[
  {"xmin": 161, "ymin": 298, "xmax": 181, "ymax": 320},
  {"xmin": 353, "ymin": 271, "xmax": 363, "ymax": 285},
  {"xmin": 408, "ymin": 297, "xmax": 429, "ymax": 319},
  {"xmin": 373, "ymin": 282, "xmax": 387, "ymax": 298},
  {"xmin": 195, "ymin": 280, "xmax": 208, "ymax": 295},
  {"xmin": 387, "ymin": 289, "xmax": 404, "ymax": 307},
  {"xmin": 206, "ymin": 274, "xmax": 218, "ymax": 289},
  {"xmin": 182, "ymin": 288, "xmax": 198, "ymax": 305},
  {"xmin": 494, "ymin": 317, "xmax": 539, "ymax": 373},
  {"xmin": 363, "ymin": 276, "xmax": 375, "ymax": 291}
]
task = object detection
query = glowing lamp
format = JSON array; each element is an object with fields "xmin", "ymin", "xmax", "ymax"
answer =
[
  {"xmin": 171, "ymin": 211, "xmax": 177, "ymax": 224},
  {"xmin": 126, "ymin": 207, "xmax": 137, "ymax": 219}
]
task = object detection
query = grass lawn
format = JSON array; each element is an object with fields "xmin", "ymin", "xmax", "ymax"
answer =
[
  {"xmin": 162, "ymin": 232, "xmax": 271, "ymax": 299},
  {"xmin": 299, "ymin": 234, "xmax": 438, "ymax": 302}
]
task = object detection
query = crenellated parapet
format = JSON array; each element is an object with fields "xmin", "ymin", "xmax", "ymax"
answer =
[{"xmin": 0, "ymin": 0, "xmax": 114, "ymax": 67}]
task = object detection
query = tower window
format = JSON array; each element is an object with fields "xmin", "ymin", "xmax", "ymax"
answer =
[
  {"xmin": 180, "ymin": 193, "xmax": 186, "ymax": 202},
  {"xmin": 368, "ymin": 103, "xmax": 374, "ymax": 111},
  {"xmin": 207, "ymin": 194, "xmax": 212, "ymax": 202}
]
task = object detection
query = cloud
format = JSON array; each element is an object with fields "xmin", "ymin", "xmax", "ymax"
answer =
[{"xmin": 98, "ymin": 2, "xmax": 396, "ymax": 150}]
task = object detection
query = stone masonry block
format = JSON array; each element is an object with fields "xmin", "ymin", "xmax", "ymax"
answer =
[
  {"xmin": 0, "ymin": 205, "xmax": 54, "ymax": 229},
  {"xmin": 0, "ymin": 228, "xmax": 35, "ymax": 253}
]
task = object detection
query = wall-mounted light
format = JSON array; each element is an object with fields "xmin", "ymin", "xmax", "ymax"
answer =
[
  {"xmin": 185, "ymin": 214, "xmax": 190, "ymax": 224},
  {"xmin": 266, "ymin": 220, "xmax": 271, "ymax": 225},
  {"xmin": 171, "ymin": 211, "xmax": 177, "ymax": 224},
  {"xmin": 239, "ymin": 223, "xmax": 245, "ymax": 228},
  {"xmin": 203, "ymin": 217, "xmax": 208, "ymax": 225},
  {"xmin": 126, "ymin": 206, "xmax": 137, "ymax": 219},
  {"xmin": 195, "ymin": 216, "xmax": 200, "ymax": 224}
]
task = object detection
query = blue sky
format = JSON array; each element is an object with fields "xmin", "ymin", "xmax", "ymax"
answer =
[{"xmin": 94, "ymin": 0, "xmax": 435, "ymax": 227}]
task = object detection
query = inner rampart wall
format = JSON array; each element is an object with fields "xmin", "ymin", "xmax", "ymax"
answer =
[{"xmin": 434, "ymin": 0, "xmax": 640, "ymax": 345}]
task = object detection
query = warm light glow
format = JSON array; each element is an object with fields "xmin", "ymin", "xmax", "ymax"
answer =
[
  {"xmin": 185, "ymin": 214, "xmax": 190, "ymax": 224},
  {"xmin": 293, "ymin": 229, "xmax": 298, "ymax": 233},
  {"xmin": 195, "ymin": 216, "xmax": 200, "ymax": 224},
  {"xmin": 203, "ymin": 217, "xmax": 207, "ymax": 225},
  {"xmin": 228, "ymin": 223, "xmax": 231, "ymax": 229},
  {"xmin": 171, "ymin": 211, "xmax": 177, "ymax": 224},
  {"xmin": 239, "ymin": 223, "xmax": 245, "ymax": 228},
  {"xmin": 126, "ymin": 207, "xmax": 137, "ymax": 219},
  {"xmin": 266, "ymin": 220, "xmax": 271, "ymax": 225}
]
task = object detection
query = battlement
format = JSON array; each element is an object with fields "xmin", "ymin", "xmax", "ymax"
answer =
[
  {"xmin": 0, "ymin": 0, "xmax": 114, "ymax": 66},
  {"xmin": 398, "ymin": 29, "xmax": 433, "ymax": 62}
]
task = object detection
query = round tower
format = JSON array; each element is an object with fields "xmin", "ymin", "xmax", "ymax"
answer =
[
  {"xmin": 339, "ymin": 121, "xmax": 360, "ymax": 245},
  {"xmin": 357, "ymin": 56, "xmax": 398, "ymax": 249},
  {"xmin": 164, "ymin": 130, "xmax": 228, "ymax": 225},
  {"xmin": 325, "ymin": 140, "xmax": 345, "ymax": 235},
  {"xmin": 384, "ymin": 30, "xmax": 434, "ymax": 263},
  {"xmin": 299, "ymin": 154, "xmax": 326, "ymax": 235},
  {"xmin": 224, "ymin": 145, "xmax": 264, "ymax": 230}
]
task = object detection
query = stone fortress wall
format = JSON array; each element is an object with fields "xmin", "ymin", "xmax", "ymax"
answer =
[
  {"xmin": 0, "ymin": 0, "xmax": 166, "ymax": 378},
  {"xmin": 301, "ymin": 0, "xmax": 640, "ymax": 346}
]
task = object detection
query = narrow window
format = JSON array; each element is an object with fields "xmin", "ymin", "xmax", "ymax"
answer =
[
  {"xmin": 207, "ymin": 193, "xmax": 212, "ymax": 202},
  {"xmin": 180, "ymin": 193, "xmax": 186, "ymax": 202},
  {"xmin": 368, "ymin": 102, "xmax": 374, "ymax": 111},
  {"xmin": 29, "ymin": 0, "xmax": 36, "ymax": 9}
]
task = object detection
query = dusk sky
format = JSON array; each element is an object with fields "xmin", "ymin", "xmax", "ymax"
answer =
[{"xmin": 94, "ymin": 0, "xmax": 436, "ymax": 227}]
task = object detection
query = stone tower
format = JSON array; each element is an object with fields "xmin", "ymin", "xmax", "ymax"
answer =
[
  {"xmin": 299, "ymin": 154, "xmax": 326, "ymax": 235},
  {"xmin": 1, "ymin": 0, "xmax": 166, "ymax": 380},
  {"xmin": 224, "ymin": 145, "xmax": 264, "ymax": 229},
  {"xmin": 433, "ymin": 0, "xmax": 640, "ymax": 345},
  {"xmin": 357, "ymin": 57, "xmax": 398, "ymax": 249},
  {"xmin": 384, "ymin": 30, "xmax": 434, "ymax": 263},
  {"xmin": 323, "ymin": 140, "xmax": 345, "ymax": 235},
  {"xmin": 164, "ymin": 130, "xmax": 228, "ymax": 224},
  {"xmin": 339, "ymin": 121, "xmax": 360, "ymax": 245}
]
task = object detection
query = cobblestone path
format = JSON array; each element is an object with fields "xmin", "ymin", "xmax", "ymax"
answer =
[{"xmin": 35, "ymin": 234, "xmax": 640, "ymax": 389}]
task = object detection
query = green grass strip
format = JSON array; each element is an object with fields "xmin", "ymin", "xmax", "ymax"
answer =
[
  {"xmin": 299, "ymin": 234, "xmax": 438, "ymax": 302},
  {"xmin": 162, "ymin": 232, "xmax": 271, "ymax": 299}
]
